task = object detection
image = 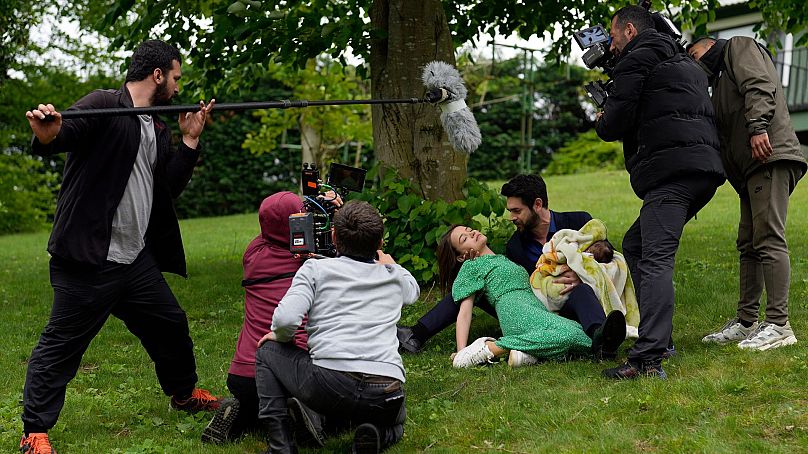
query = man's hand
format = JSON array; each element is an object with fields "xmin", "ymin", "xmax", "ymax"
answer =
[
  {"xmin": 553, "ymin": 264, "xmax": 582, "ymax": 295},
  {"xmin": 257, "ymin": 331, "xmax": 277, "ymax": 347},
  {"xmin": 180, "ymin": 99, "xmax": 215, "ymax": 149},
  {"xmin": 376, "ymin": 250, "xmax": 396, "ymax": 265},
  {"xmin": 750, "ymin": 132, "xmax": 773, "ymax": 161},
  {"xmin": 596, "ymin": 111, "xmax": 603, "ymax": 122},
  {"xmin": 322, "ymin": 190, "xmax": 343, "ymax": 208},
  {"xmin": 25, "ymin": 104, "xmax": 62, "ymax": 145}
]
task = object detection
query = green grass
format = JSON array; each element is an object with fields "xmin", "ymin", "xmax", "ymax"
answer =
[{"xmin": 1, "ymin": 171, "xmax": 807, "ymax": 453}]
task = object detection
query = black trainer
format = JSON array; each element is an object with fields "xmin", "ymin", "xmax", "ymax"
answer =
[
  {"xmin": 352, "ymin": 423, "xmax": 381, "ymax": 454},
  {"xmin": 396, "ymin": 325, "xmax": 424, "ymax": 354},
  {"xmin": 591, "ymin": 310, "xmax": 626, "ymax": 361},
  {"xmin": 201, "ymin": 397, "xmax": 240, "ymax": 444},
  {"xmin": 602, "ymin": 360, "xmax": 668, "ymax": 380},
  {"xmin": 287, "ymin": 397, "xmax": 325, "ymax": 447}
]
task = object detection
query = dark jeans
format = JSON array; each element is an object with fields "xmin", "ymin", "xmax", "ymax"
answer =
[
  {"xmin": 255, "ymin": 341, "xmax": 405, "ymax": 450},
  {"xmin": 418, "ymin": 284, "xmax": 605, "ymax": 339},
  {"xmin": 22, "ymin": 250, "xmax": 198, "ymax": 433},
  {"xmin": 226, "ymin": 373, "xmax": 261, "ymax": 436},
  {"xmin": 622, "ymin": 175, "xmax": 720, "ymax": 364}
]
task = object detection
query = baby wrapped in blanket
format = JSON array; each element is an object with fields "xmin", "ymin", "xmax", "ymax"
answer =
[{"xmin": 530, "ymin": 219, "xmax": 640, "ymax": 338}]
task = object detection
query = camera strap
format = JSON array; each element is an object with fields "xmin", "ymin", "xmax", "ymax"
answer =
[{"xmin": 241, "ymin": 272, "xmax": 296, "ymax": 288}]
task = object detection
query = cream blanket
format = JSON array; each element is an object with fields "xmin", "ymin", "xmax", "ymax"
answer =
[{"xmin": 529, "ymin": 219, "xmax": 640, "ymax": 338}]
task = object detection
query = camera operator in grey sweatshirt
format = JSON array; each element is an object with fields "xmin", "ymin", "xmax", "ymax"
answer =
[{"xmin": 255, "ymin": 200, "xmax": 420, "ymax": 454}]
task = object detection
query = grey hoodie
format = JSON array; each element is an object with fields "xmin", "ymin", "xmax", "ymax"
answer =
[{"xmin": 271, "ymin": 255, "xmax": 419, "ymax": 381}]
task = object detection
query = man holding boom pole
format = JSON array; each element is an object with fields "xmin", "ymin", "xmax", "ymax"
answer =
[{"xmin": 21, "ymin": 39, "xmax": 217, "ymax": 454}]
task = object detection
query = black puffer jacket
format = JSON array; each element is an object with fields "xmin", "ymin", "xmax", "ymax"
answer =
[{"xmin": 596, "ymin": 29, "xmax": 725, "ymax": 198}]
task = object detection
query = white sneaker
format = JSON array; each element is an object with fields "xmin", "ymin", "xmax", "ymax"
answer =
[
  {"xmin": 702, "ymin": 318, "xmax": 759, "ymax": 344},
  {"xmin": 507, "ymin": 350, "xmax": 539, "ymax": 368},
  {"xmin": 452, "ymin": 337, "xmax": 496, "ymax": 368},
  {"xmin": 738, "ymin": 321, "xmax": 798, "ymax": 351}
]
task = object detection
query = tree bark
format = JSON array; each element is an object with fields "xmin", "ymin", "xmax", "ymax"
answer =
[
  {"xmin": 369, "ymin": 0, "xmax": 468, "ymax": 202},
  {"xmin": 299, "ymin": 120, "xmax": 321, "ymax": 167}
]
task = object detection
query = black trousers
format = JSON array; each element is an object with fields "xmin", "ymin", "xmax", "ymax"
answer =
[
  {"xmin": 417, "ymin": 283, "xmax": 606, "ymax": 339},
  {"xmin": 255, "ymin": 341, "xmax": 405, "ymax": 450},
  {"xmin": 226, "ymin": 373, "xmax": 261, "ymax": 436},
  {"xmin": 622, "ymin": 175, "xmax": 720, "ymax": 364},
  {"xmin": 22, "ymin": 250, "xmax": 198, "ymax": 433}
]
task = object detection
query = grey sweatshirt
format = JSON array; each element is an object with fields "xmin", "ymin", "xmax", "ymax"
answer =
[{"xmin": 271, "ymin": 256, "xmax": 420, "ymax": 382}]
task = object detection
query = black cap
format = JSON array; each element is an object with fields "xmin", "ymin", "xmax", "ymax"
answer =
[{"xmin": 686, "ymin": 35, "xmax": 716, "ymax": 51}]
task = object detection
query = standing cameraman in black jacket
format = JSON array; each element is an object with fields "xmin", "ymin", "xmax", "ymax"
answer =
[{"xmin": 595, "ymin": 6, "xmax": 725, "ymax": 379}]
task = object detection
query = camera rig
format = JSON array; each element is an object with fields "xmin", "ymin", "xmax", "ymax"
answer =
[
  {"xmin": 573, "ymin": 0, "xmax": 686, "ymax": 107},
  {"xmin": 288, "ymin": 162, "xmax": 367, "ymax": 257}
]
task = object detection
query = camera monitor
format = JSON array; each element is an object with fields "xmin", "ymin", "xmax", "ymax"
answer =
[
  {"xmin": 327, "ymin": 163, "xmax": 366, "ymax": 193},
  {"xmin": 574, "ymin": 25, "xmax": 610, "ymax": 50}
]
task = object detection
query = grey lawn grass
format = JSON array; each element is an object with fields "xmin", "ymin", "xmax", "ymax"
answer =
[{"xmin": 1, "ymin": 171, "xmax": 806, "ymax": 453}]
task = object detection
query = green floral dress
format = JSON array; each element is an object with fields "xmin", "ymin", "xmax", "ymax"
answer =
[{"xmin": 452, "ymin": 254, "xmax": 592, "ymax": 359}]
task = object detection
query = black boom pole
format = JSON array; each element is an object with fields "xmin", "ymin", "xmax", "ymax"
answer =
[{"xmin": 55, "ymin": 90, "xmax": 448, "ymax": 120}]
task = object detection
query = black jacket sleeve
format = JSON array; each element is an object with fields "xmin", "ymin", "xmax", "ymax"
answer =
[
  {"xmin": 595, "ymin": 47, "xmax": 656, "ymax": 142},
  {"xmin": 31, "ymin": 91, "xmax": 108, "ymax": 157}
]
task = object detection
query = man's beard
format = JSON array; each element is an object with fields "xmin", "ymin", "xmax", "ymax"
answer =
[
  {"xmin": 150, "ymin": 79, "xmax": 173, "ymax": 106},
  {"xmin": 515, "ymin": 209, "xmax": 540, "ymax": 232}
]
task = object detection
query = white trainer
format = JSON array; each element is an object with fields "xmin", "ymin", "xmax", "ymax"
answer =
[
  {"xmin": 452, "ymin": 337, "xmax": 496, "ymax": 368},
  {"xmin": 702, "ymin": 318, "xmax": 759, "ymax": 344},
  {"xmin": 507, "ymin": 350, "xmax": 539, "ymax": 368},
  {"xmin": 738, "ymin": 321, "xmax": 798, "ymax": 351}
]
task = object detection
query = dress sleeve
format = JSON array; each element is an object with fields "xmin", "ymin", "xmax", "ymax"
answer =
[{"xmin": 451, "ymin": 259, "xmax": 485, "ymax": 303}]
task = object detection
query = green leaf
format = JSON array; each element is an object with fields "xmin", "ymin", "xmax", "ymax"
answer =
[{"xmin": 226, "ymin": 1, "xmax": 246, "ymax": 15}]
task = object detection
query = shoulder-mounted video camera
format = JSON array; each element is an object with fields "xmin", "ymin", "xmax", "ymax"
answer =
[
  {"xmin": 573, "ymin": 0, "xmax": 685, "ymax": 107},
  {"xmin": 289, "ymin": 162, "xmax": 367, "ymax": 257}
]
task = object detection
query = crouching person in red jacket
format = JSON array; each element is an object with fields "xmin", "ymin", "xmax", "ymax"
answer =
[{"xmin": 202, "ymin": 191, "xmax": 328, "ymax": 445}]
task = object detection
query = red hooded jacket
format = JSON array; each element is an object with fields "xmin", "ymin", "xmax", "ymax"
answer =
[{"xmin": 228, "ymin": 192, "xmax": 309, "ymax": 378}]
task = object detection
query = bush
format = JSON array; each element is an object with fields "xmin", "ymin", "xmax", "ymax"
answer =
[
  {"xmin": 0, "ymin": 152, "xmax": 58, "ymax": 234},
  {"xmin": 356, "ymin": 166, "xmax": 512, "ymax": 284},
  {"xmin": 544, "ymin": 130, "xmax": 624, "ymax": 175}
]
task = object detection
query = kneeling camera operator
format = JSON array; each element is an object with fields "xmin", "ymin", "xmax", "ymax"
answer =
[{"xmin": 289, "ymin": 162, "xmax": 367, "ymax": 257}]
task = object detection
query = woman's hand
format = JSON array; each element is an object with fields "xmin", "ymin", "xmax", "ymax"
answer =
[{"xmin": 460, "ymin": 248, "xmax": 479, "ymax": 262}]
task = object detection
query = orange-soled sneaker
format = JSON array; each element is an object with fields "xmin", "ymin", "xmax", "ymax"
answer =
[
  {"xmin": 20, "ymin": 433, "xmax": 55, "ymax": 454},
  {"xmin": 170, "ymin": 388, "xmax": 221, "ymax": 413}
]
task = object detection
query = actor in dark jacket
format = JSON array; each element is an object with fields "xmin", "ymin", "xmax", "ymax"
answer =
[
  {"xmin": 595, "ymin": 6, "xmax": 725, "ymax": 380},
  {"xmin": 21, "ymin": 40, "xmax": 217, "ymax": 454},
  {"xmin": 689, "ymin": 36, "xmax": 806, "ymax": 350},
  {"xmin": 398, "ymin": 175, "xmax": 618, "ymax": 357}
]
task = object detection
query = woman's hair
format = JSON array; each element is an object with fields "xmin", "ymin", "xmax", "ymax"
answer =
[{"xmin": 436, "ymin": 224, "xmax": 464, "ymax": 296}]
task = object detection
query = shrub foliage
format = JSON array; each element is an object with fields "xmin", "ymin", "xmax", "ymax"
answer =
[
  {"xmin": 357, "ymin": 165, "xmax": 512, "ymax": 284},
  {"xmin": 543, "ymin": 130, "xmax": 625, "ymax": 175}
]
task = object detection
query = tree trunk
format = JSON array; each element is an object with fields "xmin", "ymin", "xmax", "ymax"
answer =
[
  {"xmin": 369, "ymin": 0, "xmax": 468, "ymax": 202},
  {"xmin": 299, "ymin": 119, "xmax": 321, "ymax": 168}
]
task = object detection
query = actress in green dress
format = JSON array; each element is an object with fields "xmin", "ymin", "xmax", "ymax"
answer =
[{"xmin": 438, "ymin": 225, "xmax": 594, "ymax": 367}]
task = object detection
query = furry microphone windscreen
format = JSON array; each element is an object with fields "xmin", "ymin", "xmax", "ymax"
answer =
[{"xmin": 421, "ymin": 61, "xmax": 482, "ymax": 154}]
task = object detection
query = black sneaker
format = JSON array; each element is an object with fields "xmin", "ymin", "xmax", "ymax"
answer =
[
  {"xmin": 287, "ymin": 397, "xmax": 324, "ymax": 447},
  {"xmin": 591, "ymin": 310, "xmax": 626, "ymax": 361},
  {"xmin": 201, "ymin": 398, "xmax": 240, "ymax": 444},
  {"xmin": 602, "ymin": 360, "xmax": 668, "ymax": 380},
  {"xmin": 352, "ymin": 423, "xmax": 380, "ymax": 454},
  {"xmin": 396, "ymin": 325, "xmax": 424, "ymax": 354}
]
